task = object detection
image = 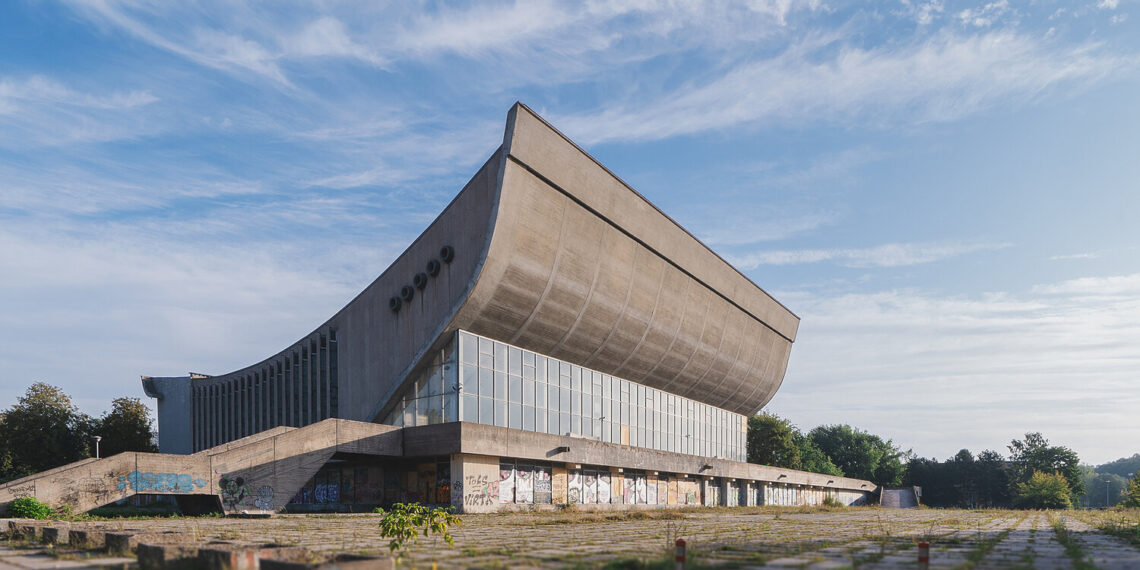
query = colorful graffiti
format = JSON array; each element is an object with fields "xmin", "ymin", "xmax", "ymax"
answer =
[{"xmin": 117, "ymin": 472, "xmax": 207, "ymax": 494}]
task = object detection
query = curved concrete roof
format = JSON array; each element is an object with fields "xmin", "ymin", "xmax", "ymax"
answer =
[{"xmin": 177, "ymin": 103, "xmax": 799, "ymax": 421}]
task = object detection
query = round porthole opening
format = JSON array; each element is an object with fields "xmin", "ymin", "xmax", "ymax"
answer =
[
  {"xmin": 388, "ymin": 296, "xmax": 402, "ymax": 312},
  {"xmin": 413, "ymin": 272, "xmax": 428, "ymax": 289},
  {"xmin": 400, "ymin": 285, "xmax": 415, "ymax": 302},
  {"xmin": 440, "ymin": 245, "xmax": 455, "ymax": 263},
  {"xmin": 426, "ymin": 259, "xmax": 441, "ymax": 276}
]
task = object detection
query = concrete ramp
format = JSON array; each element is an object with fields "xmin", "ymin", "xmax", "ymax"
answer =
[
  {"xmin": 880, "ymin": 487, "xmax": 920, "ymax": 509},
  {"xmin": 0, "ymin": 419, "xmax": 401, "ymax": 515}
]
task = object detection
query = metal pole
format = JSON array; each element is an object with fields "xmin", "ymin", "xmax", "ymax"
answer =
[
  {"xmin": 94, "ymin": 435, "xmax": 102, "ymax": 459},
  {"xmin": 1105, "ymin": 479, "xmax": 1110, "ymax": 507},
  {"xmin": 674, "ymin": 538, "xmax": 686, "ymax": 570}
]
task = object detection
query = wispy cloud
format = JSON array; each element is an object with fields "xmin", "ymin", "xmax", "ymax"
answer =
[
  {"xmin": 557, "ymin": 30, "xmax": 1131, "ymax": 143},
  {"xmin": 769, "ymin": 274, "xmax": 1140, "ymax": 463},
  {"xmin": 729, "ymin": 241, "xmax": 1011, "ymax": 268}
]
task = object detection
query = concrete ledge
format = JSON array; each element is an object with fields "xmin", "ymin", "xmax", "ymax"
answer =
[
  {"xmin": 70, "ymin": 528, "xmax": 108, "ymax": 549},
  {"xmin": 106, "ymin": 530, "xmax": 192, "ymax": 555},
  {"xmin": 42, "ymin": 525, "xmax": 69, "ymax": 544},
  {"xmin": 197, "ymin": 543, "xmax": 309, "ymax": 570},
  {"xmin": 262, "ymin": 553, "xmax": 395, "ymax": 570},
  {"xmin": 138, "ymin": 543, "xmax": 200, "ymax": 569}
]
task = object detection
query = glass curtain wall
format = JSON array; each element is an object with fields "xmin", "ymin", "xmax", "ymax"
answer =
[{"xmin": 382, "ymin": 330, "xmax": 747, "ymax": 462}]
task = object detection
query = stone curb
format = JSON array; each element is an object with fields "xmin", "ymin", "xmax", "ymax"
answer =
[
  {"xmin": 70, "ymin": 528, "xmax": 108, "ymax": 549},
  {"xmin": 260, "ymin": 553, "xmax": 395, "ymax": 570},
  {"xmin": 42, "ymin": 524, "xmax": 70, "ymax": 545},
  {"xmin": 197, "ymin": 543, "xmax": 310, "ymax": 570}
]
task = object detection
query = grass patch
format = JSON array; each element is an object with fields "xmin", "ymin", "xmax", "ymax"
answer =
[{"xmin": 1050, "ymin": 513, "xmax": 1096, "ymax": 570}]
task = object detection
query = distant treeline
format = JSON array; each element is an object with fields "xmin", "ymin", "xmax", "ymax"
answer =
[{"xmin": 748, "ymin": 414, "xmax": 1140, "ymax": 509}]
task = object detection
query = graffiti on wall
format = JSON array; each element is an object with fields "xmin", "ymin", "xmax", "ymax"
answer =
[
  {"xmin": 5, "ymin": 485, "xmax": 33, "ymax": 498},
  {"xmin": 117, "ymin": 472, "xmax": 208, "ymax": 494},
  {"xmin": 218, "ymin": 474, "xmax": 252, "ymax": 509},
  {"xmin": 461, "ymin": 474, "xmax": 497, "ymax": 507}
]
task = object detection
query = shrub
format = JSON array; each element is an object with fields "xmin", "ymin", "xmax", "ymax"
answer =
[
  {"xmin": 375, "ymin": 502, "xmax": 461, "ymax": 559},
  {"xmin": 1123, "ymin": 475, "xmax": 1140, "ymax": 508},
  {"xmin": 1013, "ymin": 471, "xmax": 1072, "ymax": 510},
  {"xmin": 9, "ymin": 496, "xmax": 54, "ymax": 520}
]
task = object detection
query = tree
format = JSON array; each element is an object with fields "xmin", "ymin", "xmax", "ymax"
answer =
[
  {"xmin": 1122, "ymin": 474, "xmax": 1140, "ymax": 508},
  {"xmin": 795, "ymin": 433, "xmax": 843, "ymax": 476},
  {"xmin": 1013, "ymin": 471, "xmax": 1073, "ymax": 509},
  {"xmin": 1007, "ymin": 432, "xmax": 1084, "ymax": 505},
  {"xmin": 974, "ymin": 450, "xmax": 1011, "ymax": 508},
  {"xmin": 809, "ymin": 424, "xmax": 908, "ymax": 486},
  {"xmin": 0, "ymin": 383, "xmax": 95, "ymax": 479},
  {"xmin": 745, "ymin": 413, "xmax": 842, "ymax": 476},
  {"xmin": 1095, "ymin": 453, "xmax": 1140, "ymax": 479},
  {"xmin": 96, "ymin": 397, "xmax": 157, "ymax": 456},
  {"xmin": 747, "ymin": 413, "xmax": 801, "ymax": 468}
]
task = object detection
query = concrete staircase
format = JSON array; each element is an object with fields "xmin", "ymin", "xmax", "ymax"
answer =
[{"xmin": 0, "ymin": 419, "xmax": 401, "ymax": 516}]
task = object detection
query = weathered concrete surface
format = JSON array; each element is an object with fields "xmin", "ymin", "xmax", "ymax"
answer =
[
  {"xmin": 7, "ymin": 508, "xmax": 1138, "ymax": 569},
  {"xmin": 0, "ymin": 419, "xmax": 401, "ymax": 515}
]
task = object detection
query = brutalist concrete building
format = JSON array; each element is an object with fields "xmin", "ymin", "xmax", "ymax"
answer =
[{"xmin": 143, "ymin": 104, "xmax": 875, "ymax": 512}]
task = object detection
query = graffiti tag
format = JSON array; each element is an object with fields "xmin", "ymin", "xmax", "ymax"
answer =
[{"xmin": 117, "ymin": 472, "xmax": 207, "ymax": 493}]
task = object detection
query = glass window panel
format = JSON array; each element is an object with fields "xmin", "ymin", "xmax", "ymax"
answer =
[
  {"xmin": 603, "ymin": 399, "xmax": 611, "ymax": 421},
  {"xmin": 509, "ymin": 402, "xmax": 522, "ymax": 429},
  {"xmin": 495, "ymin": 401, "xmax": 507, "ymax": 427},
  {"xmin": 571, "ymin": 415, "xmax": 581, "ymax": 435},
  {"xmin": 548, "ymin": 384, "xmax": 559, "ymax": 409},
  {"xmin": 583, "ymin": 396, "xmax": 592, "ymax": 418},
  {"xmin": 480, "ymin": 397, "xmax": 494, "ymax": 425},
  {"xmin": 462, "ymin": 395, "xmax": 477, "ymax": 423},
  {"xmin": 494, "ymin": 342, "xmax": 507, "ymax": 372},
  {"xmin": 460, "ymin": 333, "xmax": 477, "ymax": 364},
  {"xmin": 495, "ymin": 371, "xmax": 507, "ymax": 401},
  {"xmin": 479, "ymin": 337, "xmax": 493, "ymax": 355},
  {"xmin": 559, "ymin": 388, "xmax": 570, "ymax": 413},
  {"xmin": 508, "ymin": 347, "xmax": 522, "ymax": 376},
  {"xmin": 479, "ymin": 352, "xmax": 494, "ymax": 370},
  {"xmin": 547, "ymin": 361, "xmax": 558, "ymax": 384},
  {"xmin": 612, "ymin": 422, "xmax": 621, "ymax": 443},
  {"xmin": 560, "ymin": 412, "xmax": 569, "ymax": 434},
  {"xmin": 523, "ymin": 364, "xmax": 535, "ymax": 380},
  {"xmin": 509, "ymin": 376, "xmax": 522, "ymax": 403},
  {"xmin": 536, "ymin": 383, "xmax": 546, "ymax": 412},
  {"xmin": 536, "ymin": 357, "xmax": 546, "ymax": 382},
  {"xmin": 523, "ymin": 379, "xmax": 535, "ymax": 406},
  {"xmin": 583, "ymin": 418, "xmax": 593, "ymax": 438},
  {"xmin": 523, "ymin": 351, "xmax": 535, "ymax": 366},
  {"xmin": 479, "ymin": 368, "xmax": 493, "ymax": 397},
  {"xmin": 460, "ymin": 365, "xmax": 476, "ymax": 394},
  {"xmin": 547, "ymin": 409, "xmax": 559, "ymax": 434},
  {"xmin": 523, "ymin": 406, "xmax": 535, "ymax": 431},
  {"xmin": 571, "ymin": 367, "xmax": 581, "ymax": 391},
  {"xmin": 537, "ymin": 405, "xmax": 547, "ymax": 433}
]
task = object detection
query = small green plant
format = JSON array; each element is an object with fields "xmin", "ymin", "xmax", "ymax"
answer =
[
  {"xmin": 9, "ymin": 497, "xmax": 54, "ymax": 520},
  {"xmin": 374, "ymin": 502, "xmax": 461, "ymax": 559},
  {"xmin": 822, "ymin": 496, "xmax": 843, "ymax": 508}
]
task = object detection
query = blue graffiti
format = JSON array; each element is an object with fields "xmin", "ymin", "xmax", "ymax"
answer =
[{"xmin": 117, "ymin": 471, "xmax": 208, "ymax": 493}]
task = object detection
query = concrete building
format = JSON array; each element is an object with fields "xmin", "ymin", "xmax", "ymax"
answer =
[{"xmin": 0, "ymin": 104, "xmax": 875, "ymax": 516}]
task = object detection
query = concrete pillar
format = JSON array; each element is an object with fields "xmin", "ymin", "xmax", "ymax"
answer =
[{"xmin": 452, "ymin": 454, "xmax": 500, "ymax": 513}]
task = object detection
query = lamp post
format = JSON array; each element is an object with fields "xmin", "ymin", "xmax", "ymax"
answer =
[
  {"xmin": 1105, "ymin": 479, "xmax": 1111, "ymax": 508},
  {"xmin": 94, "ymin": 435, "xmax": 102, "ymax": 459}
]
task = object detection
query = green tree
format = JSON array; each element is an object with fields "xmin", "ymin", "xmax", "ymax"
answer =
[
  {"xmin": 96, "ymin": 397, "xmax": 157, "ymax": 456},
  {"xmin": 809, "ymin": 424, "xmax": 907, "ymax": 486},
  {"xmin": 1095, "ymin": 453, "xmax": 1140, "ymax": 479},
  {"xmin": 1007, "ymin": 432, "xmax": 1084, "ymax": 505},
  {"xmin": 795, "ymin": 432, "xmax": 843, "ymax": 476},
  {"xmin": 747, "ymin": 413, "xmax": 801, "ymax": 468},
  {"xmin": 1013, "ymin": 471, "xmax": 1073, "ymax": 509},
  {"xmin": 975, "ymin": 450, "xmax": 1011, "ymax": 508},
  {"xmin": 745, "ymin": 413, "xmax": 841, "ymax": 476},
  {"xmin": 1122, "ymin": 474, "xmax": 1140, "ymax": 508},
  {"xmin": 0, "ymin": 383, "xmax": 95, "ymax": 478}
]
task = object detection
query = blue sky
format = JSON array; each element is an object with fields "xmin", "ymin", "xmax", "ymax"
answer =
[{"xmin": 1, "ymin": 0, "xmax": 1137, "ymax": 466}]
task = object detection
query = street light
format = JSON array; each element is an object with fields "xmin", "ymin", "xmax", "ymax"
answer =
[
  {"xmin": 94, "ymin": 435, "xmax": 102, "ymax": 459},
  {"xmin": 1105, "ymin": 479, "xmax": 1112, "ymax": 508}
]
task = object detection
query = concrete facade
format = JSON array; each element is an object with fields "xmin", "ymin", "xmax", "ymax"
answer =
[{"xmin": 1, "ymin": 104, "xmax": 876, "ymax": 516}]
